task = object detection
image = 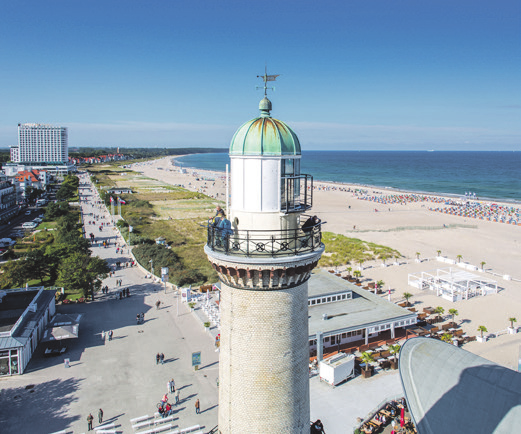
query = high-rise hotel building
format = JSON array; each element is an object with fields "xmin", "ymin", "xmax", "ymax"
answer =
[{"xmin": 11, "ymin": 124, "xmax": 68, "ymax": 164}]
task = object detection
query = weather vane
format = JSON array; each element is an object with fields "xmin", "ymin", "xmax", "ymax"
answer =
[{"xmin": 256, "ymin": 66, "xmax": 279, "ymax": 96}]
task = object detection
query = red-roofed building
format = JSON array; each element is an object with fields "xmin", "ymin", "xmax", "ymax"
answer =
[{"xmin": 11, "ymin": 170, "xmax": 49, "ymax": 202}]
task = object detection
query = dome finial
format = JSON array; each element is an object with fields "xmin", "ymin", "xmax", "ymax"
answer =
[{"xmin": 256, "ymin": 66, "xmax": 279, "ymax": 117}]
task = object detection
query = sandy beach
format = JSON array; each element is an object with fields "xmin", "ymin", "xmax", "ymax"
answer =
[{"xmin": 132, "ymin": 156, "xmax": 521, "ymax": 369}]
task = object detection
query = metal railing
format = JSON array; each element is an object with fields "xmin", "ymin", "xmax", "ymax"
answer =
[
  {"xmin": 280, "ymin": 174, "xmax": 313, "ymax": 213},
  {"xmin": 206, "ymin": 221, "xmax": 323, "ymax": 258}
]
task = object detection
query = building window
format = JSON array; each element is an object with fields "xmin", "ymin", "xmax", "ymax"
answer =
[{"xmin": 327, "ymin": 297, "xmax": 331, "ymax": 302}]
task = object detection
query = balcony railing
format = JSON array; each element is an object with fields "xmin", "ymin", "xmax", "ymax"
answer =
[
  {"xmin": 281, "ymin": 174, "xmax": 313, "ymax": 214},
  {"xmin": 206, "ymin": 220, "xmax": 323, "ymax": 258}
]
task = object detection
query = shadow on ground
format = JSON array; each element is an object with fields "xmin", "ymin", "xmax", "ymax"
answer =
[{"xmin": 0, "ymin": 377, "xmax": 82, "ymax": 434}]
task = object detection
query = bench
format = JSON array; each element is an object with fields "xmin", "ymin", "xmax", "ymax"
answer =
[
  {"xmin": 95, "ymin": 424, "xmax": 115, "ymax": 431},
  {"xmin": 133, "ymin": 420, "xmax": 154, "ymax": 430},
  {"xmin": 140, "ymin": 424, "xmax": 172, "ymax": 434},
  {"xmin": 180, "ymin": 426, "xmax": 201, "ymax": 433},
  {"xmin": 155, "ymin": 415, "xmax": 176, "ymax": 425},
  {"xmin": 96, "ymin": 431, "xmax": 116, "ymax": 434},
  {"xmin": 130, "ymin": 415, "xmax": 152, "ymax": 424},
  {"xmin": 48, "ymin": 430, "xmax": 69, "ymax": 434}
]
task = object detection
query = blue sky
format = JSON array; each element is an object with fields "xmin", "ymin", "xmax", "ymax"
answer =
[{"xmin": 0, "ymin": 0, "xmax": 520, "ymax": 150}]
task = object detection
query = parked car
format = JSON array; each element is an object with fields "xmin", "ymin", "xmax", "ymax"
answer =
[
  {"xmin": 22, "ymin": 222, "xmax": 38, "ymax": 229},
  {"xmin": 33, "ymin": 218, "xmax": 43, "ymax": 223},
  {"xmin": 24, "ymin": 210, "xmax": 32, "ymax": 215}
]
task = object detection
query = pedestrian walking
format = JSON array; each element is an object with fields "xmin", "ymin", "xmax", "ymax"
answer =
[
  {"xmin": 160, "ymin": 353, "xmax": 165, "ymax": 365},
  {"xmin": 195, "ymin": 398, "xmax": 200, "ymax": 414},
  {"xmin": 175, "ymin": 389, "xmax": 180, "ymax": 405},
  {"xmin": 156, "ymin": 353, "xmax": 160, "ymax": 365},
  {"xmin": 156, "ymin": 300, "xmax": 161, "ymax": 310},
  {"xmin": 170, "ymin": 378, "xmax": 175, "ymax": 393},
  {"xmin": 101, "ymin": 331, "xmax": 105, "ymax": 341},
  {"xmin": 167, "ymin": 380, "xmax": 171, "ymax": 394},
  {"xmin": 87, "ymin": 413, "xmax": 94, "ymax": 431},
  {"xmin": 108, "ymin": 330, "xmax": 113, "ymax": 341},
  {"xmin": 98, "ymin": 408, "xmax": 103, "ymax": 424}
]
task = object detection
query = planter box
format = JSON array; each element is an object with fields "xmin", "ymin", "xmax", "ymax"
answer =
[
  {"xmin": 477, "ymin": 335, "xmax": 487, "ymax": 343},
  {"xmin": 361, "ymin": 369, "xmax": 372, "ymax": 378},
  {"xmin": 390, "ymin": 360, "xmax": 398, "ymax": 370},
  {"xmin": 508, "ymin": 327, "xmax": 517, "ymax": 335}
]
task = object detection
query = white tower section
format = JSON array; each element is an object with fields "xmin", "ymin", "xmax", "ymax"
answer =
[{"xmin": 205, "ymin": 96, "xmax": 323, "ymax": 433}]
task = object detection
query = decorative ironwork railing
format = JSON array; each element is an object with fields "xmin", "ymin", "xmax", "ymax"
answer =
[{"xmin": 206, "ymin": 220, "xmax": 323, "ymax": 258}]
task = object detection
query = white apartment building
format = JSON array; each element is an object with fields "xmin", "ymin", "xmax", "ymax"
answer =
[{"xmin": 12, "ymin": 123, "xmax": 68, "ymax": 164}]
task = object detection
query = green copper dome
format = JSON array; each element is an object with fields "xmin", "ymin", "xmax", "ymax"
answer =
[{"xmin": 230, "ymin": 97, "xmax": 301, "ymax": 156}]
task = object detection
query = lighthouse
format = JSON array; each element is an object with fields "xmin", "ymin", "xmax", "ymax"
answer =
[{"xmin": 205, "ymin": 72, "xmax": 324, "ymax": 433}]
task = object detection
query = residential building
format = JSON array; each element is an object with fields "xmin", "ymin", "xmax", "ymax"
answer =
[
  {"xmin": 11, "ymin": 170, "xmax": 49, "ymax": 202},
  {"xmin": 0, "ymin": 175, "xmax": 18, "ymax": 223}
]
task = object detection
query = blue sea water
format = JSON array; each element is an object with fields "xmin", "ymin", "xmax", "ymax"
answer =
[{"xmin": 174, "ymin": 151, "xmax": 521, "ymax": 203}]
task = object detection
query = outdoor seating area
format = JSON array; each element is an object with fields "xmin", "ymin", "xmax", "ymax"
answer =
[
  {"xmin": 408, "ymin": 268, "xmax": 498, "ymax": 302},
  {"xmin": 200, "ymin": 292, "xmax": 220, "ymax": 329},
  {"xmin": 356, "ymin": 398, "xmax": 416, "ymax": 434},
  {"xmin": 405, "ymin": 309, "xmax": 476, "ymax": 346}
]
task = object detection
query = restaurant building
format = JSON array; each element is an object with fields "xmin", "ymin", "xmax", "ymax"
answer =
[{"xmin": 308, "ymin": 270, "xmax": 417, "ymax": 356}]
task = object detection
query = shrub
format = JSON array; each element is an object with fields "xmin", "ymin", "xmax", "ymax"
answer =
[{"xmin": 172, "ymin": 269, "xmax": 206, "ymax": 287}]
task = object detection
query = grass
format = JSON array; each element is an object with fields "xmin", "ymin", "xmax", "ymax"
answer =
[
  {"xmin": 319, "ymin": 232, "xmax": 401, "ymax": 268},
  {"xmin": 90, "ymin": 164, "xmax": 221, "ymax": 285}
]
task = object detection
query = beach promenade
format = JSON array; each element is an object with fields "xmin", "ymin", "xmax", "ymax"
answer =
[{"xmin": 0, "ymin": 174, "xmax": 220, "ymax": 434}]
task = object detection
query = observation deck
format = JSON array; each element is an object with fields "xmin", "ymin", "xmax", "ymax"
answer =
[{"xmin": 205, "ymin": 220, "xmax": 323, "ymax": 258}]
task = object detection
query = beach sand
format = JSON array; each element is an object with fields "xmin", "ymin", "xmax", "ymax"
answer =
[{"xmin": 132, "ymin": 156, "xmax": 521, "ymax": 369}]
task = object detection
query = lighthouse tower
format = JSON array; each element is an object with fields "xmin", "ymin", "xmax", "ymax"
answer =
[{"xmin": 205, "ymin": 73, "xmax": 324, "ymax": 433}]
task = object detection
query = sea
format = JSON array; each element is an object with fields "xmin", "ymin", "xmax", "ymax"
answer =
[{"xmin": 173, "ymin": 151, "xmax": 521, "ymax": 203}]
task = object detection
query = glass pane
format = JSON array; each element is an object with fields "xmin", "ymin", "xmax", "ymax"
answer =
[
  {"xmin": 285, "ymin": 159, "xmax": 294, "ymax": 175},
  {"xmin": 10, "ymin": 356, "xmax": 19, "ymax": 375},
  {"xmin": 0, "ymin": 358, "xmax": 9, "ymax": 376}
]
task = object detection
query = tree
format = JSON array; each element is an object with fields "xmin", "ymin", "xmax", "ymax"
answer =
[
  {"xmin": 346, "ymin": 266, "xmax": 352, "ymax": 277},
  {"xmin": 436, "ymin": 250, "xmax": 441, "ymax": 257},
  {"xmin": 448, "ymin": 308, "xmax": 459, "ymax": 323},
  {"xmin": 0, "ymin": 260, "xmax": 28, "ymax": 289},
  {"xmin": 389, "ymin": 344, "xmax": 401, "ymax": 362},
  {"xmin": 480, "ymin": 261, "xmax": 486, "ymax": 270},
  {"xmin": 403, "ymin": 292, "xmax": 412, "ymax": 306},
  {"xmin": 361, "ymin": 351, "xmax": 374, "ymax": 373},
  {"xmin": 45, "ymin": 201, "xmax": 69, "ymax": 219},
  {"xmin": 353, "ymin": 270, "xmax": 362, "ymax": 280},
  {"xmin": 434, "ymin": 306, "xmax": 445, "ymax": 317},
  {"xmin": 56, "ymin": 252, "xmax": 110, "ymax": 300},
  {"xmin": 25, "ymin": 247, "xmax": 50, "ymax": 284},
  {"xmin": 415, "ymin": 252, "xmax": 421, "ymax": 260},
  {"xmin": 456, "ymin": 254, "xmax": 463, "ymax": 263},
  {"xmin": 441, "ymin": 333, "xmax": 453, "ymax": 343},
  {"xmin": 509, "ymin": 317, "xmax": 517, "ymax": 329},
  {"xmin": 376, "ymin": 280, "xmax": 385, "ymax": 290},
  {"xmin": 477, "ymin": 325, "xmax": 488, "ymax": 338}
]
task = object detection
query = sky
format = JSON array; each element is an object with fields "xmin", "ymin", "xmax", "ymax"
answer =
[{"xmin": 0, "ymin": 0, "xmax": 520, "ymax": 150}]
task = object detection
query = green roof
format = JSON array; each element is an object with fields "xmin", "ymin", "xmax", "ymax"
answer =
[{"xmin": 229, "ymin": 98, "xmax": 301, "ymax": 156}]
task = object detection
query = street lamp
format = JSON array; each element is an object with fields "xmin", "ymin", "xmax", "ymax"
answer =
[{"xmin": 149, "ymin": 259, "xmax": 154, "ymax": 279}]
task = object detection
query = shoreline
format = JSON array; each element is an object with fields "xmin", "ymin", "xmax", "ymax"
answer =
[{"xmin": 171, "ymin": 155, "xmax": 521, "ymax": 208}]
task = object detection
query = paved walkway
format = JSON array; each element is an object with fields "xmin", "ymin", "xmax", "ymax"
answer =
[{"xmin": 0, "ymin": 174, "xmax": 219, "ymax": 434}]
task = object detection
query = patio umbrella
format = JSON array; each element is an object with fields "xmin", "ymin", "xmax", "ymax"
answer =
[{"xmin": 400, "ymin": 407, "xmax": 405, "ymax": 427}]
